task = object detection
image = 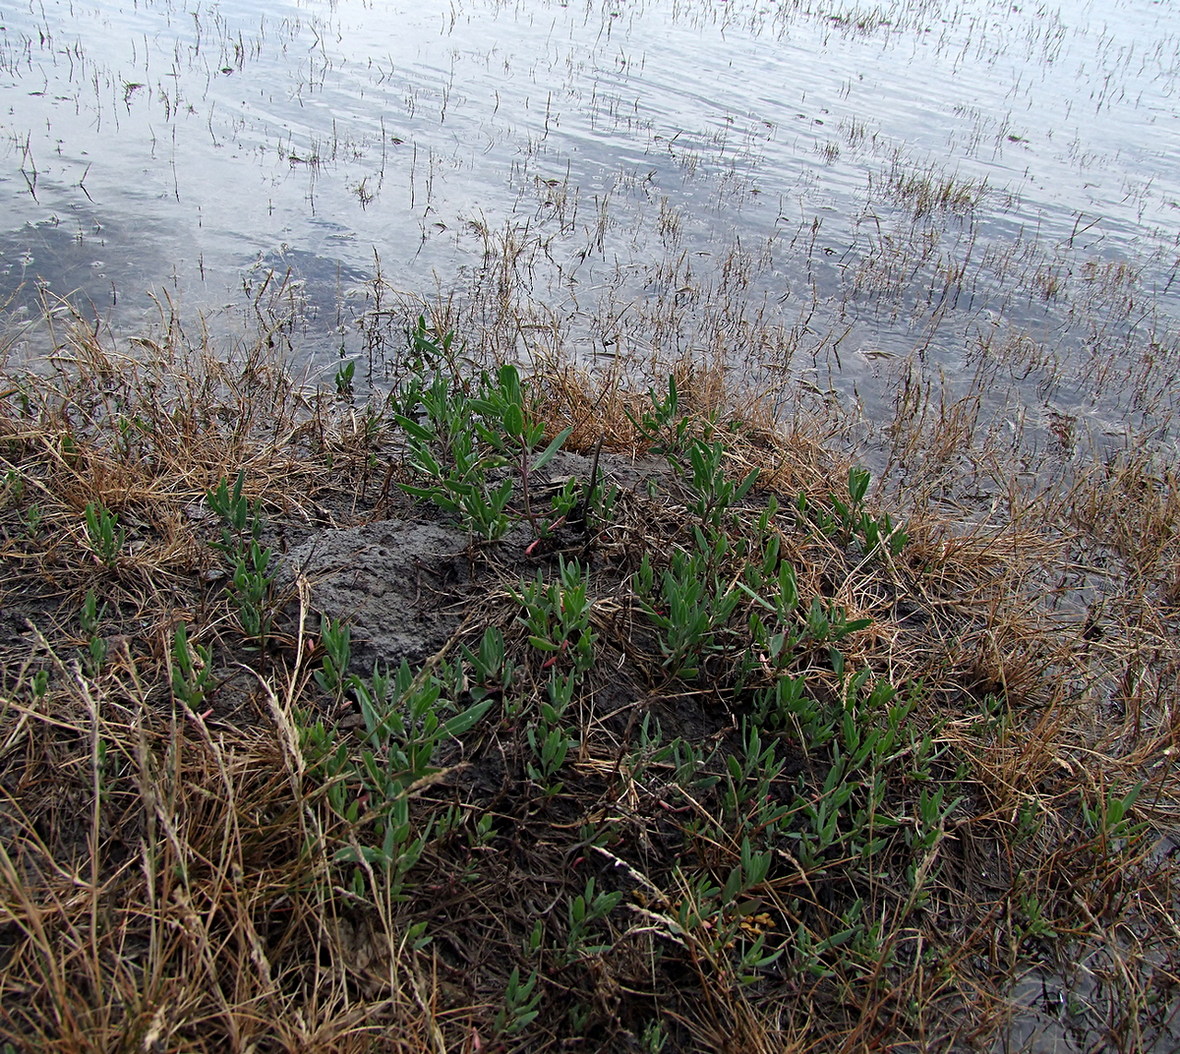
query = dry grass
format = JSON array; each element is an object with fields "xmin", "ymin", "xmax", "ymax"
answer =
[{"xmin": 1, "ymin": 302, "xmax": 1179, "ymax": 1052}]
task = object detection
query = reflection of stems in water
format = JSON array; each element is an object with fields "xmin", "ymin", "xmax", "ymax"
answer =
[
  {"xmin": 1163, "ymin": 258, "xmax": 1178, "ymax": 297},
  {"xmin": 78, "ymin": 162, "xmax": 94, "ymax": 203},
  {"xmin": 1066, "ymin": 212, "xmax": 1101, "ymax": 249},
  {"xmin": 19, "ymin": 134, "xmax": 37, "ymax": 201}
]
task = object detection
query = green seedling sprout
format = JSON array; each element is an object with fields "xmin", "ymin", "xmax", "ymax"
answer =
[{"xmin": 83, "ymin": 501, "xmax": 125, "ymax": 566}]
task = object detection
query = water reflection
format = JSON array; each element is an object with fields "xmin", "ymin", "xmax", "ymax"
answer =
[{"xmin": 0, "ymin": 0, "xmax": 1178, "ymax": 461}]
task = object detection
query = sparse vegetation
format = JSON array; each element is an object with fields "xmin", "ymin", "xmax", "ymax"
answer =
[{"xmin": 1, "ymin": 306, "xmax": 1177, "ymax": 1052}]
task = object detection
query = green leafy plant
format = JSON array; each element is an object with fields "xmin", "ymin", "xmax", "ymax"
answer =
[
  {"xmin": 395, "ymin": 360, "xmax": 574, "ymax": 544},
  {"xmin": 353, "ymin": 661, "xmax": 493, "ymax": 783},
  {"xmin": 641, "ymin": 1021, "xmax": 670, "ymax": 1054},
  {"xmin": 666, "ymin": 867, "xmax": 785, "ymax": 986},
  {"xmin": 229, "ymin": 535, "xmax": 278, "ymax": 644},
  {"xmin": 334, "ymin": 358, "xmax": 356, "ymax": 396},
  {"xmin": 473, "ymin": 363, "xmax": 572, "ymax": 536},
  {"xmin": 797, "ymin": 466, "xmax": 908, "ymax": 557},
  {"xmin": 402, "ymin": 315, "xmax": 456, "ymax": 375},
  {"xmin": 740, "ymin": 544, "xmax": 801, "ymax": 680},
  {"xmin": 460, "ymin": 625, "xmax": 513, "ymax": 703},
  {"xmin": 395, "ymin": 370, "xmax": 514, "ymax": 541},
  {"xmin": 493, "ymin": 967, "xmax": 542, "ymax": 1038},
  {"xmin": 59, "ymin": 433, "xmax": 80, "ymax": 467},
  {"xmin": 525, "ymin": 671, "xmax": 578, "ymax": 794},
  {"xmin": 720, "ymin": 834, "xmax": 774, "ymax": 904},
  {"xmin": 28, "ymin": 668, "xmax": 49, "ymax": 700},
  {"xmin": 636, "ymin": 534, "xmax": 742, "ymax": 680},
  {"xmin": 79, "ymin": 588, "xmax": 108, "ymax": 674},
  {"xmin": 800, "ymin": 596, "xmax": 872, "ymax": 655},
  {"xmin": 303, "ymin": 659, "xmax": 494, "ymax": 901},
  {"xmin": 779, "ymin": 672, "xmax": 939, "ymax": 880},
  {"xmin": 1080, "ymin": 782, "xmax": 1147, "ymax": 845},
  {"xmin": 564, "ymin": 876, "xmax": 623, "ymax": 962},
  {"xmin": 513, "ymin": 557, "xmax": 597, "ymax": 675},
  {"xmin": 21, "ymin": 503, "xmax": 43, "ymax": 539},
  {"xmin": 0, "ymin": 468, "xmax": 25, "ymax": 507},
  {"xmin": 205, "ymin": 472, "xmax": 278, "ymax": 644},
  {"xmin": 83, "ymin": 500, "xmax": 125, "ymax": 566},
  {"xmin": 8, "ymin": 381, "xmax": 32, "ymax": 417},
  {"xmin": 548, "ymin": 477, "xmax": 581, "ymax": 523},
  {"xmin": 720, "ymin": 721, "xmax": 789, "ymax": 826},
  {"xmin": 789, "ymin": 898, "xmax": 890, "ymax": 982},
  {"xmin": 1016, "ymin": 891, "xmax": 1055, "ymax": 942},
  {"xmin": 171, "ymin": 623, "xmax": 215, "ymax": 710},
  {"xmin": 315, "ymin": 616, "xmax": 353, "ymax": 703},
  {"xmin": 683, "ymin": 437, "xmax": 760, "ymax": 530},
  {"xmin": 624, "ymin": 374, "xmax": 691, "ymax": 462},
  {"xmin": 205, "ymin": 470, "xmax": 261, "ymax": 548}
]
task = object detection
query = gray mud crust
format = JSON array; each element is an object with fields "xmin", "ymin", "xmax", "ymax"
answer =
[
  {"xmin": 277, "ymin": 449, "xmax": 669, "ymax": 673},
  {"xmin": 280, "ymin": 519, "xmax": 473, "ymax": 671}
]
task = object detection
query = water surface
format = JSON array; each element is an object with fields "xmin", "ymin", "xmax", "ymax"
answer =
[{"xmin": 1, "ymin": 0, "xmax": 1178, "ymax": 465}]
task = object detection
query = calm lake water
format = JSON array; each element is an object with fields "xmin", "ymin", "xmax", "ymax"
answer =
[{"xmin": 1, "ymin": 0, "xmax": 1178, "ymax": 471}]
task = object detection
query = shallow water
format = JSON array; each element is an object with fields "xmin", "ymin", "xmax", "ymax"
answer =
[{"xmin": 0, "ymin": 0, "xmax": 1178, "ymax": 459}]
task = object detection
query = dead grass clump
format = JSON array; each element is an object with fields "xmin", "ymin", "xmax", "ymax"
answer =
[
  {"xmin": 0, "ymin": 670, "xmax": 451, "ymax": 1051},
  {"xmin": 1068, "ymin": 451, "xmax": 1180, "ymax": 590},
  {"xmin": 882, "ymin": 159, "xmax": 988, "ymax": 219}
]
